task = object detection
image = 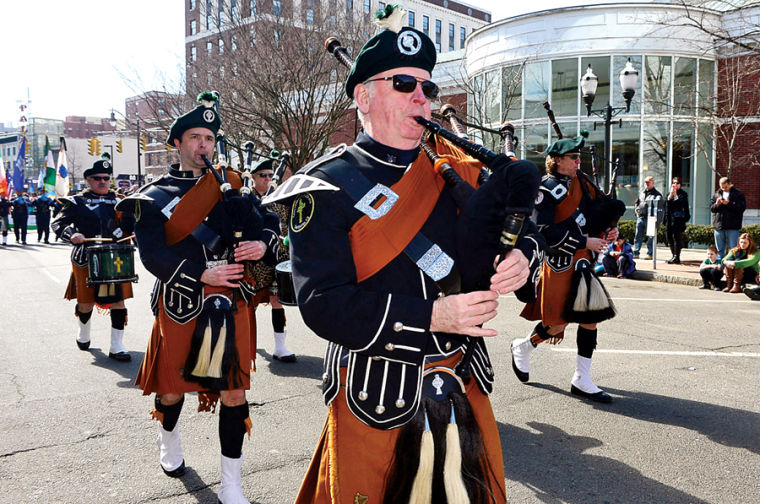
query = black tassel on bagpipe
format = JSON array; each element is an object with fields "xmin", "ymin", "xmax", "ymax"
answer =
[{"xmin": 183, "ymin": 294, "xmax": 243, "ymax": 390}]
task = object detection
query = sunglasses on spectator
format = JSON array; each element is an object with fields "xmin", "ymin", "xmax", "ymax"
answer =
[
  {"xmin": 90, "ymin": 176, "xmax": 110, "ymax": 181},
  {"xmin": 256, "ymin": 172, "xmax": 274, "ymax": 178},
  {"xmin": 363, "ymin": 74, "xmax": 440, "ymax": 100},
  {"xmin": 564, "ymin": 154, "xmax": 581, "ymax": 160}
]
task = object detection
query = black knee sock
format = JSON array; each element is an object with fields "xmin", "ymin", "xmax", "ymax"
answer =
[
  {"xmin": 219, "ymin": 403, "xmax": 250, "ymax": 459},
  {"xmin": 76, "ymin": 306, "xmax": 92, "ymax": 325},
  {"xmin": 155, "ymin": 395, "xmax": 184, "ymax": 432},
  {"xmin": 529, "ymin": 322, "xmax": 551, "ymax": 346},
  {"xmin": 110, "ymin": 308, "xmax": 127, "ymax": 330},
  {"xmin": 271, "ymin": 308, "xmax": 286, "ymax": 333},
  {"xmin": 577, "ymin": 327, "xmax": 598, "ymax": 359}
]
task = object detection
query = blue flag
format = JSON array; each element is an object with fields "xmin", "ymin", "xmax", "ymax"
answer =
[{"xmin": 12, "ymin": 136, "xmax": 26, "ymax": 194}]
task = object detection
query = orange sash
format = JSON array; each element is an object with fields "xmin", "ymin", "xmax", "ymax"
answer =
[
  {"xmin": 165, "ymin": 167, "xmax": 243, "ymax": 246},
  {"xmin": 349, "ymin": 137, "xmax": 482, "ymax": 283}
]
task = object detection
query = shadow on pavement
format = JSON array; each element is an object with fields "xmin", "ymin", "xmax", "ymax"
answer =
[
  {"xmin": 499, "ymin": 420, "xmax": 710, "ymax": 504},
  {"xmin": 519, "ymin": 382, "xmax": 760, "ymax": 454},
  {"xmin": 255, "ymin": 349, "xmax": 324, "ymax": 379},
  {"xmin": 177, "ymin": 465, "xmax": 219, "ymax": 503},
  {"xmin": 87, "ymin": 347, "xmax": 144, "ymax": 387}
]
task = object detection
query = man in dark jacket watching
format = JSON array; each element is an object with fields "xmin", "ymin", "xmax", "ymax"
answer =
[
  {"xmin": 711, "ymin": 176, "xmax": 746, "ymax": 261},
  {"xmin": 633, "ymin": 176, "xmax": 663, "ymax": 259}
]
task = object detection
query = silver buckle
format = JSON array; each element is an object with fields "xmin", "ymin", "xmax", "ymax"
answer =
[
  {"xmin": 416, "ymin": 245, "xmax": 454, "ymax": 281},
  {"xmin": 205, "ymin": 259, "xmax": 229, "ymax": 269},
  {"xmin": 354, "ymin": 184, "xmax": 398, "ymax": 220}
]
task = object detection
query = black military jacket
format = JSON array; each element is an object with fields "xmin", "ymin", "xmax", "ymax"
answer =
[
  {"xmin": 118, "ymin": 165, "xmax": 280, "ymax": 324},
  {"xmin": 286, "ymin": 133, "xmax": 541, "ymax": 429},
  {"xmin": 52, "ymin": 190, "xmax": 134, "ymax": 267}
]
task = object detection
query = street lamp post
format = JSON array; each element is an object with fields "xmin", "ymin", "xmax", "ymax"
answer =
[
  {"xmin": 580, "ymin": 58, "xmax": 639, "ymax": 193},
  {"xmin": 109, "ymin": 109, "xmax": 142, "ymax": 186}
]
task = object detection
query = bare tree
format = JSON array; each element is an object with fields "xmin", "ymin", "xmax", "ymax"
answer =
[{"xmin": 184, "ymin": 2, "xmax": 374, "ymax": 169}]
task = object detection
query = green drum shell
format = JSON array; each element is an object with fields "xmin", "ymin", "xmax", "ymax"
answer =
[{"xmin": 86, "ymin": 244, "xmax": 138, "ymax": 285}]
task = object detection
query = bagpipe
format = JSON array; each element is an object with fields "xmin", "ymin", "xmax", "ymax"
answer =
[{"xmin": 543, "ymin": 102, "xmax": 623, "ymax": 324}]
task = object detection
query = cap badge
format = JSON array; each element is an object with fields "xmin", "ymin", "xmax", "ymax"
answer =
[
  {"xmin": 203, "ymin": 109, "xmax": 216, "ymax": 123},
  {"xmin": 397, "ymin": 30, "xmax": 421, "ymax": 56},
  {"xmin": 103, "ymin": 161, "xmax": 110, "ymax": 169}
]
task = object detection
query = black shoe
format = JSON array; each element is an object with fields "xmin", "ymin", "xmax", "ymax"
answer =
[
  {"xmin": 699, "ymin": 283, "xmax": 711, "ymax": 290},
  {"xmin": 162, "ymin": 460, "xmax": 186, "ymax": 478},
  {"xmin": 108, "ymin": 351, "xmax": 132, "ymax": 362},
  {"xmin": 744, "ymin": 286, "xmax": 760, "ymax": 301},
  {"xmin": 76, "ymin": 340, "xmax": 91, "ymax": 351},
  {"xmin": 273, "ymin": 353, "xmax": 297, "ymax": 363},
  {"xmin": 713, "ymin": 286, "xmax": 723, "ymax": 291},
  {"xmin": 666, "ymin": 257, "xmax": 676, "ymax": 264},
  {"xmin": 510, "ymin": 345, "xmax": 529, "ymax": 383},
  {"xmin": 570, "ymin": 384, "xmax": 613, "ymax": 403}
]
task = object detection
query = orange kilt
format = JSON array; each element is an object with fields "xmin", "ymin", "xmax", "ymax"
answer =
[
  {"xmin": 520, "ymin": 249, "xmax": 591, "ymax": 339},
  {"xmin": 64, "ymin": 263, "xmax": 133, "ymax": 305},
  {"xmin": 294, "ymin": 353, "xmax": 506, "ymax": 504},
  {"xmin": 135, "ymin": 287, "xmax": 253, "ymax": 395}
]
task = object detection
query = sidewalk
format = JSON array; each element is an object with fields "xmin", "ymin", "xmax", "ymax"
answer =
[{"xmin": 629, "ymin": 246, "xmax": 703, "ymax": 286}]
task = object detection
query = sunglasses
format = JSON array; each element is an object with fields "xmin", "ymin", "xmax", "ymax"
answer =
[
  {"xmin": 563, "ymin": 154, "xmax": 581, "ymax": 160},
  {"xmin": 363, "ymin": 74, "xmax": 439, "ymax": 100},
  {"xmin": 256, "ymin": 173, "xmax": 274, "ymax": 178},
  {"xmin": 91, "ymin": 176, "xmax": 110, "ymax": 181}
]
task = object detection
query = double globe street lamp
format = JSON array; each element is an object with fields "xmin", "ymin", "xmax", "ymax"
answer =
[{"xmin": 580, "ymin": 58, "xmax": 639, "ymax": 193}]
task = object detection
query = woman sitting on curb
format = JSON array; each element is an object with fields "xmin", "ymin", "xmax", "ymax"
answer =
[{"xmin": 722, "ymin": 233, "xmax": 759, "ymax": 293}]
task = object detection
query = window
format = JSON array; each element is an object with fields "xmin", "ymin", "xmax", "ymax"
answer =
[
  {"xmin": 231, "ymin": 35, "xmax": 238, "ymax": 51},
  {"xmin": 273, "ymin": 0, "xmax": 281, "ymax": 16},
  {"xmin": 207, "ymin": 41, "xmax": 213, "ymax": 55},
  {"xmin": 423, "ymin": 15, "xmax": 429, "ymax": 36},
  {"xmin": 435, "ymin": 19, "xmax": 441, "ymax": 53},
  {"xmin": 551, "ymin": 58, "xmax": 578, "ymax": 117},
  {"xmin": 306, "ymin": 8, "xmax": 314, "ymax": 24},
  {"xmin": 231, "ymin": 0, "xmax": 238, "ymax": 20},
  {"xmin": 363, "ymin": 0, "xmax": 370, "ymax": 14},
  {"xmin": 206, "ymin": 1, "xmax": 213, "ymax": 29},
  {"xmin": 645, "ymin": 55, "xmax": 672, "ymax": 115},
  {"xmin": 524, "ymin": 60, "xmax": 550, "ymax": 119},
  {"xmin": 408, "ymin": 10, "xmax": 414, "ymax": 26},
  {"xmin": 190, "ymin": 19, "xmax": 197, "ymax": 35},
  {"xmin": 219, "ymin": 38, "xmax": 224, "ymax": 54},
  {"xmin": 218, "ymin": 0, "xmax": 225, "ymax": 25},
  {"xmin": 448, "ymin": 23, "xmax": 454, "ymax": 51},
  {"xmin": 249, "ymin": 0, "xmax": 256, "ymax": 16},
  {"xmin": 189, "ymin": 0, "xmax": 196, "ymax": 10},
  {"xmin": 191, "ymin": 45, "xmax": 197, "ymax": 61},
  {"xmin": 460, "ymin": 27, "xmax": 465, "ymax": 49}
]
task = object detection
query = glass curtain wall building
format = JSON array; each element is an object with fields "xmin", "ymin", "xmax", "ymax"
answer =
[{"xmin": 465, "ymin": 3, "xmax": 720, "ymax": 223}]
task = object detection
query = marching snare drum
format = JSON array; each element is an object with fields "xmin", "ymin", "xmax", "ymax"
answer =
[
  {"xmin": 86, "ymin": 243, "xmax": 139, "ymax": 286},
  {"xmin": 274, "ymin": 260, "xmax": 297, "ymax": 306}
]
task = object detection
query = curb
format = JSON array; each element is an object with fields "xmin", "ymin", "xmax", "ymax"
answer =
[{"xmin": 631, "ymin": 270, "xmax": 701, "ymax": 287}]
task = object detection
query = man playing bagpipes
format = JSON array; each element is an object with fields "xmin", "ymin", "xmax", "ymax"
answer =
[
  {"xmin": 52, "ymin": 159, "xmax": 135, "ymax": 362},
  {"xmin": 514, "ymin": 134, "xmax": 625, "ymax": 403},
  {"xmin": 116, "ymin": 92, "xmax": 280, "ymax": 504},
  {"xmin": 263, "ymin": 5, "xmax": 543, "ymax": 503}
]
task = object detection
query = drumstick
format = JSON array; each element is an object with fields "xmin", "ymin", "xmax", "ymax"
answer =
[
  {"xmin": 83, "ymin": 237, "xmax": 113, "ymax": 242},
  {"xmin": 116, "ymin": 234, "xmax": 136, "ymax": 243}
]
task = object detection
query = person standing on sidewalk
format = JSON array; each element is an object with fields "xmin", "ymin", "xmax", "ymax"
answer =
[
  {"xmin": 633, "ymin": 176, "xmax": 662, "ymax": 260},
  {"xmin": 664, "ymin": 177, "xmax": 690, "ymax": 264},
  {"xmin": 710, "ymin": 176, "xmax": 746, "ymax": 261}
]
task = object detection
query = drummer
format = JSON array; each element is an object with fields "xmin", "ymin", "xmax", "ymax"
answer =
[
  {"xmin": 250, "ymin": 157, "xmax": 296, "ymax": 362},
  {"xmin": 51, "ymin": 159, "xmax": 135, "ymax": 362}
]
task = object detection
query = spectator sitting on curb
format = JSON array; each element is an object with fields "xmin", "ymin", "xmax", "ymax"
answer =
[
  {"xmin": 699, "ymin": 245, "xmax": 724, "ymax": 291},
  {"xmin": 602, "ymin": 237, "xmax": 636, "ymax": 278},
  {"xmin": 721, "ymin": 233, "xmax": 759, "ymax": 293}
]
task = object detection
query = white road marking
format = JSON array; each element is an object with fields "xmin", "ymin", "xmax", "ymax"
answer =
[
  {"xmin": 551, "ymin": 348, "xmax": 760, "ymax": 358},
  {"xmin": 613, "ymin": 297, "xmax": 753, "ymax": 303}
]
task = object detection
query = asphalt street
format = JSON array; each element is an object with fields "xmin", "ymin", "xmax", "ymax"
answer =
[{"xmin": 1, "ymin": 241, "xmax": 758, "ymax": 504}]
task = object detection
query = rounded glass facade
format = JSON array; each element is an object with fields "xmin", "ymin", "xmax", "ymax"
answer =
[{"xmin": 464, "ymin": 4, "xmax": 721, "ymax": 224}]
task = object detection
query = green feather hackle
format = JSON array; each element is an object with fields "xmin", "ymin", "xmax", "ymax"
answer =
[
  {"xmin": 270, "ymin": 149, "xmax": 281, "ymax": 159},
  {"xmin": 580, "ymin": 129, "xmax": 590, "ymax": 138},
  {"xmin": 196, "ymin": 91, "xmax": 219, "ymax": 104},
  {"xmin": 375, "ymin": 3, "xmax": 397, "ymax": 20}
]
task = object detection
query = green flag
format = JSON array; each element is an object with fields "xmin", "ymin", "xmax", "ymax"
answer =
[{"xmin": 43, "ymin": 136, "xmax": 56, "ymax": 191}]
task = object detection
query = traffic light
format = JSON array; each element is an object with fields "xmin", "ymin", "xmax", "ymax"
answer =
[
  {"xmin": 116, "ymin": 139, "xmax": 123, "ymax": 153},
  {"xmin": 87, "ymin": 138, "xmax": 95, "ymax": 156},
  {"xmin": 139, "ymin": 136, "xmax": 147, "ymax": 151},
  {"xmin": 93, "ymin": 138, "xmax": 102, "ymax": 156},
  {"xmin": 25, "ymin": 140, "xmax": 31, "ymax": 156}
]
